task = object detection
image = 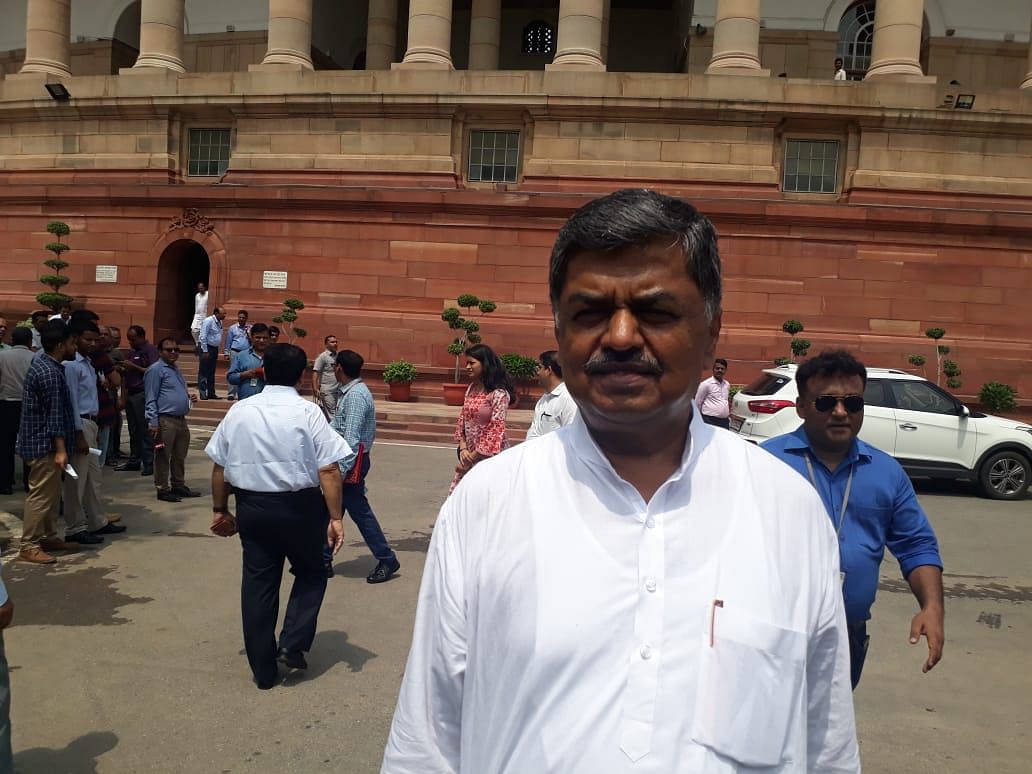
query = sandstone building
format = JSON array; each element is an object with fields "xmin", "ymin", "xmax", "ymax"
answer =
[{"xmin": 1, "ymin": 0, "xmax": 1030, "ymax": 396}]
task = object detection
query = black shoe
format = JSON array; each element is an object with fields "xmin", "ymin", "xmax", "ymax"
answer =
[
  {"xmin": 325, "ymin": 563, "xmax": 334, "ymax": 579},
  {"xmin": 367, "ymin": 558, "xmax": 401, "ymax": 584},
  {"xmin": 156, "ymin": 490, "xmax": 182, "ymax": 503},
  {"xmin": 92, "ymin": 522, "xmax": 127, "ymax": 535},
  {"xmin": 277, "ymin": 648, "xmax": 307, "ymax": 670},
  {"xmin": 140, "ymin": 467, "xmax": 153, "ymax": 477},
  {"xmin": 254, "ymin": 673, "xmax": 277, "ymax": 690},
  {"xmin": 66, "ymin": 530, "xmax": 104, "ymax": 545},
  {"xmin": 171, "ymin": 486, "xmax": 202, "ymax": 498},
  {"xmin": 209, "ymin": 394, "xmax": 222, "ymax": 400},
  {"xmin": 114, "ymin": 461, "xmax": 141, "ymax": 472}
]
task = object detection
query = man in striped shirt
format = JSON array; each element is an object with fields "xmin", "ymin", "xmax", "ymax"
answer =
[{"xmin": 327, "ymin": 350, "xmax": 399, "ymax": 584}]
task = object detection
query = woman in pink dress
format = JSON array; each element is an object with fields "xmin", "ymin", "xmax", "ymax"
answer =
[{"xmin": 451, "ymin": 344, "xmax": 516, "ymax": 493}]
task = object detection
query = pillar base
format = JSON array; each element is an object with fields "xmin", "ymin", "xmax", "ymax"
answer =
[
  {"xmin": 864, "ymin": 59, "xmax": 925, "ymax": 80},
  {"xmin": 705, "ymin": 66, "xmax": 770, "ymax": 77},
  {"xmin": 131, "ymin": 53, "xmax": 186, "ymax": 73},
  {"xmin": 248, "ymin": 61, "xmax": 311, "ymax": 72},
  {"xmin": 546, "ymin": 50, "xmax": 605, "ymax": 71},
  {"xmin": 257, "ymin": 50, "xmax": 313, "ymax": 70},
  {"xmin": 17, "ymin": 60, "xmax": 71, "ymax": 79},
  {"xmin": 1022, "ymin": 73, "xmax": 1032, "ymax": 90}
]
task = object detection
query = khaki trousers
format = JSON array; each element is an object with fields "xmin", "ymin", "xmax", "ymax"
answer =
[
  {"xmin": 21, "ymin": 452, "xmax": 62, "ymax": 549},
  {"xmin": 61, "ymin": 419, "xmax": 107, "ymax": 537},
  {"xmin": 154, "ymin": 415, "xmax": 190, "ymax": 493}
]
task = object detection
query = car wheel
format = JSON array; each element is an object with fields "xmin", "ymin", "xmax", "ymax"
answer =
[{"xmin": 978, "ymin": 450, "xmax": 1030, "ymax": 500}]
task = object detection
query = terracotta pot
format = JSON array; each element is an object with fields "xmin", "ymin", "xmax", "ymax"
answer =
[
  {"xmin": 442, "ymin": 383, "xmax": 467, "ymax": 406},
  {"xmin": 388, "ymin": 381, "xmax": 412, "ymax": 402}
]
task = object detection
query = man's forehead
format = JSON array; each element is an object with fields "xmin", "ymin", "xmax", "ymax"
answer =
[{"xmin": 805, "ymin": 373, "xmax": 864, "ymax": 392}]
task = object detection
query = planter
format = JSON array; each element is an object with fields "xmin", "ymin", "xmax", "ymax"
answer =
[
  {"xmin": 442, "ymin": 383, "xmax": 467, "ymax": 406},
  {"xmin": 388, "ymin": 382, "xmax": 412, "ymax": 402}
]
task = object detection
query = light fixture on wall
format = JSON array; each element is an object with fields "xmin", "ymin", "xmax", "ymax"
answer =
[
  {"xmin": 695, "ymin": 24, "xmax": 707, "ymax": 37},
  {"xmin": 44, "ymin": 82, "xmax": 71, "ymax": 101},
  {"xmin": 954, "ymin": 94, "xmax": 976, "ymax": 110},
  {"xmin": 945, "ymin": 28, "xmax": 955, "ymax": 37}
]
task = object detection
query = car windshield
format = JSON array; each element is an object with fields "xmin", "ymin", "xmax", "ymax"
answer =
[{"xmin": 741, "ymin": 373, "xmax": 792, "ymax": 396}]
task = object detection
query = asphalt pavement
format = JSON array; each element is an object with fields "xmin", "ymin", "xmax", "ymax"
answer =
[{"xmin": 0, "ymin": 435, "xmax": 1029, "ymax": 773}]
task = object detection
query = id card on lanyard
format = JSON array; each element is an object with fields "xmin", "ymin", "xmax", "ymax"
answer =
[{"xmin": 805, "ymin": 453, "xmax": 853, "ymax": 588}]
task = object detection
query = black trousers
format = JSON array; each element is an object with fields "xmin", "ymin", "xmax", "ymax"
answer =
[
  {"xmin": 848, "ymin": 621, "xmax": 870, "ymax": 690},
  {"xmin": 0, "ymin": 401, "xmax": 21, "ymax": 492},
  {"xmin": 199, "ymin": 351, "xmax": 219, "ymax": 398},
  {"xmin": 125, "ymin": 391, "xmax": 153, "ymax": 467},
  {"xmin": 236, "ymin": 487, "xmax": 329, "ymax": 685}
]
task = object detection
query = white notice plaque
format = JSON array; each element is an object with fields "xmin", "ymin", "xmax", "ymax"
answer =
[
  {"xmin": 95, "ymin": 265, "xmax": 118, "ymax": 283},
  {"xmin": 262, "ymin": 271, "xmax": 288, "ymax": 289}
]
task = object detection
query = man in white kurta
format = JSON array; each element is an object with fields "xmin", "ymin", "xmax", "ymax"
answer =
[{"xmin": 382, "ymin": 189, "xmax": 859, "ymax": 773}]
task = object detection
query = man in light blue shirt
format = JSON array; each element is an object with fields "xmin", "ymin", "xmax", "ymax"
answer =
[
  {"xmin": 0, "ymin": 558, "xmax": 13, "ymax": 772},
  {"xmin": 327, "ymin": 349, "xmax": 399, "ymax": 584},
  {"xmin": 762, "ymin": 350, "xmax": 944, "ymax": 688},
  {"xmin": 227, "ymin": 323, "xmax": 269, "ymax": 401},
  {"xmin": 146, "ymin": 338, "xmax": 200, "ymax": 503},
  {"xmin": 62, "ymin": 320, "xmax": 121, "ymax": 544},
  {"xmin": 198, "ymin": 307, "xmax": 226, "ymax": 400},
  {"xmin": 224, "ymin": 310, "xmax": 251, "ymax": 401}
]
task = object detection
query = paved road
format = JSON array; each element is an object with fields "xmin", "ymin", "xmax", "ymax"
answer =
[{"xmin": 1, "ymin": 437, "xmax": 1029, "ymax": 773}]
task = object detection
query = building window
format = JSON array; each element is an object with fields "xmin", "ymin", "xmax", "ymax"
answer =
[
  {"xmin": 522, "ymin": 21, "xmax": 555, "ymax": 55},
  {"xmin": 836, "ymin": 0, "xmax": 876, "ymax": 79},
  {"xmin": 187, "ymin": 128, "xmax": 231, "ymax": 177},
  {"xmin": 782, "ymin": 140, "xmax": 840, "ymax": 194},
  {"xmin": 468, "ymin": 130, "xmax": 520, "ymax": 183}
]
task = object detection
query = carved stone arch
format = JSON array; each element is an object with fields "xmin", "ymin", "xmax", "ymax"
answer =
[{"xmin": 150, "ymin": 216, "xmax": 229, "ymax": 344}]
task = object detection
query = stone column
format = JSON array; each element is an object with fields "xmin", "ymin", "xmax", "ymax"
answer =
[
  {"xmin": 469, "ymin": 0, "xmax": 501, "ymax": 70},
  {"xmin": 705, "ymin": 0, "xmax": 766, "ymax": 75},
  {"xmin": 547, "ymin": 0, "xmax": 606, "ymax": 71},
  {"xmin": 600, "ymin": 0, "xmax": 611, "ymax": 66},
  {"xmin": 864, "ymin": 0, "xmax": 925, "ymax": 79},
  {"xmin": 397, "ymin": 0, "xmax": 454, "ymax": 69},
  {"xmin": 261, "ymin": 0, "xmax": 314, "ymax": 69},
  {"xmin": 19, "ymin": 0, "xmax": 71, "ymax": 78},
  {"xmin": 133, "ymin": 0, "xmax": 186, "ymax": 72},
  {"xmin": 366, "ymin": 0, "xmax": 398, "ymax": 70},
  {"xmin": 1021, "ymin": 11, "xmax": 1032, "ymax": 89}
]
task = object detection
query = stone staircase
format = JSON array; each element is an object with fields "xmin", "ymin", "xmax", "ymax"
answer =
[{"xmin": 173, "ymin": 350, "xmax": 533, "ymax": 444}]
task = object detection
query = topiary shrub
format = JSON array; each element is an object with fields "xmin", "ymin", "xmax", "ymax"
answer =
[
  {"xmin": 37, "ymin": 221, "xmax": 74, "ymax": 311},
  {"xmin": 441, "ymin": 293, "xmax": 497, "ymax": 383},
  {"xmin": 383, "ymin": 359, "xmax": 418, "ymax": 384}
]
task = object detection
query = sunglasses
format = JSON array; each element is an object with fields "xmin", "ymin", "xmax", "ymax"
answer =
[
  {"xmin": 162, "ymin": 347, "xmax": 182, "ymax": 353},
  {"xmin": 813, "ymin": 394, "xmax": 864, "ymax": 413}
]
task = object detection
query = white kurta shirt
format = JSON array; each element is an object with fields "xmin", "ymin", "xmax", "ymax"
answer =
[
  {"xmin": 204, "ymin": 385, "xmax": 351, "ymax": 492},
  {"xmin": 382, "ymin": 411, "xmax": 859, "ymax": 774},
  {"xmin": 525, "ymin": 381, "xmax": 579, "ymax": 440},
  {"xmin": 191, "ymin": 291, "xmax": 209, "ymax": 329}
]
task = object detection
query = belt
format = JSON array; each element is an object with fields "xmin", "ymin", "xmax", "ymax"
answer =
[
  {"xmin": 80, "ymin": 414, "xmax": 98, "ymax": 422},
  {"xmin": 159, "ymin": 414, "xmax": 186, "ymax": 419}
]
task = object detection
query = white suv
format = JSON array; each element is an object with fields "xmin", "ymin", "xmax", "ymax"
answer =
[{"xmin": 730, "ymin": 364, "xmax": 1032, "ymax": 501}]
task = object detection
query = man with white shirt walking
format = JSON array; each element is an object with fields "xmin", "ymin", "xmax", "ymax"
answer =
[
  {"xmin": 382, "ymin": 189, "xmax": 859, "ymax": 773},
  {"xmin": 205, "ymin": 344, "xmax": 351, "ymax": 690},
  {"xmin": 694, "ymin": 357, "xmax": 731, "ymax": 429},
  {"xmin": 190, "ymin": 281, "xmax": 209, "ymax": 351},
  {"xmin": 525, "ymin": 350, "xmax": 577, "ymax": 440}
]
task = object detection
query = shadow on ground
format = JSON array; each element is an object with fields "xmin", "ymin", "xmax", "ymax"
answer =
[
  {"xmin": 304, "ymin": 630, "xmax": 378, "ymax": 678},
  {"xmin": 14, "ymin": 730, "xmax": 118, "ymax": 773}
]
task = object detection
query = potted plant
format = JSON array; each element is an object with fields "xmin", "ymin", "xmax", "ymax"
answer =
[
  {"xmin": 441, "ymin": 293, "xmax": 497, "ymax": 406},
  {"xmin": 383, "ymin": 359, "xmax": 418, "ymax": 402},
  {"xmin": 501, "ymin": 353, "xmax": 540, "ymax": 406}
]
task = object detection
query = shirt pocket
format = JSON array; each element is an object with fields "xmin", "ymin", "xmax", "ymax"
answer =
[{"xmin": 691, "ymin": 606, "xmax": 807, "ymax": 768}]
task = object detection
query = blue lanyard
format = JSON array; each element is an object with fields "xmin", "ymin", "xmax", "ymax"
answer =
[{"xmin": 804, "ymin": 453, "xmax": 854, "ymax": 536}]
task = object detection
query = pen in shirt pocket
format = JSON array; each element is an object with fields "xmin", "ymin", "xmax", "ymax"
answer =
[{"xmin": 709, "ymin": 599, "xmax": 724, "ymax": 647}]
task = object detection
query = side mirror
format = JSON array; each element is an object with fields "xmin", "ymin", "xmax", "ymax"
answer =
[{"xmin": 959, "ymin": 404, "xmax": 970, "ymax": 417}]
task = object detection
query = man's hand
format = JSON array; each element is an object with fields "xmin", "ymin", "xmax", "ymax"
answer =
[
  {"xmin": 327, "ymin": 519, "xmax": 345, "ymax": 554},
  {"xmin": 149, "ymin": 427, "xmax": 161, "ymax": 439},
  {"xmin": 75, "ymin": 433, "xmax": 90, "ymax": 455},
  {"xmin": 211, "ymin": 510, "xmax": 237, "ymax": 537},
  {"xmin": 909, "ymin": 605, "xmax": 945, "ymax": 673},
  {"xmin": 188, "ymin": 390, "xmax": 199, "ymax": 402},
  {"xmin": 0, "ymin": 600, "xmax": 13, "ymax": 630},
  {"xmin": 54, "ymin": 450, "xmax": 68, "ymax": 471},
  {"xmin": 117, "ymin": 398, "xmax": 126, "ymax": 411}
]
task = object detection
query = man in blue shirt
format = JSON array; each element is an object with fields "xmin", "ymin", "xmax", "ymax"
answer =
[
  {"xmin": 227, "ymin": 323, "xmax": 269, "ymax": 401},
  {"xmin": 327, "ymin": 349, "xmax": 399, "ymax": 583},
  {"xmin": 198, "ymin": 307, "xmax": 226, "ymax": 400},
  {"xmin": 762, "ymin": 350, "xmax": 944, "ymax": 688},
  {"xmin": 17, "ymin": 321, "xmax": 81, "ymax": 564},
  {"xmin": 146, "ymin": 338, "xmax": 201, "ymax": 503},
  {"xmin": 224, "ymin": 310, "xmax": 251, "ymax": 401}
]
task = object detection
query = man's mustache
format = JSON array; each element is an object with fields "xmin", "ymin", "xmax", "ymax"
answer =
[{"xmin": 583, "ymin": 351, "xmax": 663, "ymax": 376}]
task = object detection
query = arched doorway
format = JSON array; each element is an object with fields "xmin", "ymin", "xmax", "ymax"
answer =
[
  {"xmin": 112, "ymin": 1, "xmax": 141, "ymax": 73},
  {"xmin": 836, "ymin": 0, "xmax": 930, "ymax": 80},
  {"xmin": 154, "ymin": 240, "xmax": 210, "ymax": 345}
]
